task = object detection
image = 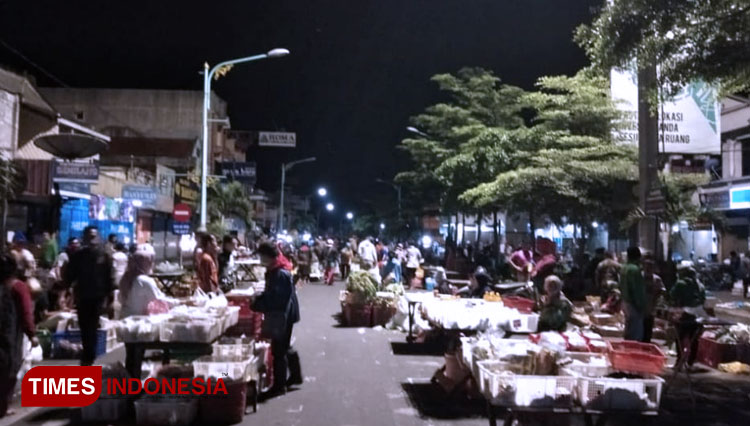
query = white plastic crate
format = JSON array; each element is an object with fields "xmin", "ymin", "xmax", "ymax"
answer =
[
  {"xmin": 159, "ymin": 319, "xmax": 220, "ymax": 343},
  {"xmin": 558, "ymin": 352, "xmax": 611, "ymax": 377},
  {"xmin": 477, "ymin": 360, "xmax": 576, "ymax": 407},
  {"xmin": 460, "ymin": 337, "xmax": 474, "ymax": 369},
  {"xmin": 506, "ymin": 314, "xmax": 539, "ymax": 333},
  {"xmin": 192, "ymin": 355, "xmax": 254, "ymax": 382},
  {"xmin": 213, "ymin": 337, "xmax": 254, "ymax": 358},
  {"xmin": 577, "ymin": 375, "xmax": 664, "ymax": 411},
  {"xmin": 222, "ymin": 306, "xmax": 241, "ymax": 332},
  {"xmin": 135, "ymin": 397, "xmax": 197, "ymax": 426}
]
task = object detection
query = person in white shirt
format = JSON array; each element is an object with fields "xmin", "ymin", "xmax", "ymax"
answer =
[
  {"xmin": 119, "ymin": 244, "xmax": 177, "ymax": 318},
  {"xmin": 358, "ymin": 237, "xmax": 378, "ymax": 270},
  {"xmin": 112, "ymin": 243, "xmax": 129, "ymax": 287},
  {"xmin": 405, "ymin": 243, "xmax": 423, "ymax": 288}
]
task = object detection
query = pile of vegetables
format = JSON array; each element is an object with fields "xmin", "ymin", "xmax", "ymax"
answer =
[{"xmin": 346, "ymin": 271, "xmax": 378, "ymax": 304}]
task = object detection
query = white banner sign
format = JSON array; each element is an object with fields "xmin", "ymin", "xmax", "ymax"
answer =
[
  {"xmin": 258, "ymin": 131, "xmax": 296, "ymax": 148},
  {"xmin": 611, "ymin": 68, "xmax": 720, "ymax": 154}
]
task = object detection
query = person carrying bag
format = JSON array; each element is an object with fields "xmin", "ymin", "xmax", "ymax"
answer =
[{"xmin": 252, "ymin": 242, "xmax": 302, "ymax": 398}]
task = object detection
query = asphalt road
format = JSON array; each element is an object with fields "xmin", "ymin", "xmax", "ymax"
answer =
[{"xmin": 4, "ymin": 282, "xmax": 750, "ymax": 426}]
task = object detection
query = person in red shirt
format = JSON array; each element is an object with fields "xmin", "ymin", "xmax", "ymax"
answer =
[
  {"xmin": 197, "ymin": 234, "xmax": 219, "ymax": 293},
  {"xmin": 1, "ymin": 254, "xmax": 38, "ymax": 418},
  {"xmin": 509, "ymin": 244, "xmax": 534, "ymax": 282}
]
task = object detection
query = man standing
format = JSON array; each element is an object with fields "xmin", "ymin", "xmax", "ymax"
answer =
[
  {"xmin": 104, "ymin": 234, "xmax": 118, "ymax": 256},
  {"xmin": 405, "ymin": 243, "xmax": 423, "ymax": 288},
  {"xmin": 595, "ymin": 251, "xmax": 621, "ymax": 298},
  {"xmin": 197, "ymin": 234, "xmax": 219, "ymax": 293},
  {"xmin": 642, "ymin": 255, "xmax": 665, "ymax": 343},
  {"xmin": 64, "ymin": 226, "xmax": 114, "ymax": 366},
  {"xmin": 358, "ymin": 237, "xmax": 378, "ymax": 271},
  {"xmin": 253, "ymin": 242, "xmax": 302, "ymax": 397},
  {"xmin": 339, "ymin": 243, "xmax": 353, "ymax": 281},
  {"xmin": 619, "ymin": 247, "xmax": 646, "ymax": 342}
]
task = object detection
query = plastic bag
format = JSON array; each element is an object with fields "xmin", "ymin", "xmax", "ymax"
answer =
[
  {"xmin": 29, "ymin": 345, "xmax": 43, "ymax": 363},
  {"xmin": 147, "ymin": 300, "xmax": 170, "ymax": 315}
]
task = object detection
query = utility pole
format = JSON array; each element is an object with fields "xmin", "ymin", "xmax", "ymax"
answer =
[
  {"xmin": 638, "ymin": 61, "xmax": 660, "ymax": 256},
  {"xmin": 278, "ymin": 157, "xmax": 316, "ymax": 231}
]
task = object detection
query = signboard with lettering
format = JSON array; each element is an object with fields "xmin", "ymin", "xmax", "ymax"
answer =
[
  {"xmin": 57, "ymin": 182, "xmax": 91, "ymax": 195},
  {"xmin": 258, "ymin": 131, "xmax": 296, "ymax": 148},
  {"xmin": 52, "ymin": 160, "xmax": 99, "ymax": 183},
  {"xmin": 217, "ymin": 161, "xmax": 257, "ymax": 184},
  {"xmin": 172, "ymin": 221, "xmax": 191, "ymax": 235},
  {"xmin": 174, "ymin": 177, "xmax": 199, "ymax": 208},
  {"xmin": 122, "ymin": 185, "xmax": 158, "ymax": 208},
  {"xmin": 611, "ymin": 67, "xmax": 720, "ymax": 154},
  {"xmin": 645, "ymin": 187, "xmax": 666, "ymax": 215},
  {"xmin": 730, "ymin": 186, "xmax": 750, "ymax": 210},
  {"xmin": 701, "ymin": 191, "xmax": 730, "ymax": 210}
]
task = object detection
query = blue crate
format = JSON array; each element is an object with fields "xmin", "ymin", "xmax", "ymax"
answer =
[{"xmin": 51, "ymin": 329, "xmax": 107, "ymax": 359}]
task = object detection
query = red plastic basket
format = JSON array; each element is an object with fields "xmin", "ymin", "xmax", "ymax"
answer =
[
  {"xmin": 502, "ymin": 296, "xmax": 536, "ymax": 314},
  {"xmin": 607, "ymin": 341, "xmax": 666, "ymax": 375},
  {"xmin": 696, "ymin": 337, "xmax": 738, "ymax": 369}
]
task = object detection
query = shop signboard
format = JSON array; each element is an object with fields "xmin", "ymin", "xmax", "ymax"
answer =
[
  {"xmin": 217, "ymin": 161, "xmax": 256, "ymax": 184},
  {"xmin": 122, "ymin": 185, "xmax": 158, "ymax": 208},
  {"xmin": 645, "ymin": 187, "xmax": 666, "ymax": 215},
  {"xmin": 730, "ymin": 186, "xmax": 750, "ymax": 210},
  {"xmin": 258, "ymin": 131, "xmax": 296, "ymax": 148},
  {"xmin": 174, "ymin": 177, "xmax": 199, "ymax": 208},
  {"xmin": 171, "ymin": 221, "xmax": 191, "ymax": 235},
  {"xmin": 52, "ymin": 160, "xmax": 99, "ymax": 183},
  {"xmin": 89, "ymin": 195, "xmax": 135, "ymax": 223},
  {"xmin": 611, "ymin": 66, "xmax": 720, "ymax": 154},
  {"xmin": 701, "ymin": 190, "xmax": 730, "ymax": 210},
  {"xmin": 156, "ymin": 164, "xmax": 176, "ymax": 197},
  {"xmin": 57, "ymin": 182, "xmax": 91, "ymax": 196}
]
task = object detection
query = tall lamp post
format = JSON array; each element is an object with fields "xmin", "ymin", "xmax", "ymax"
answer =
[
  {"xmin": 279, "ymin": 157, "xmax": 316, "ymax": 231},
  {"xmin": 199, "ymin": 48, "xmax": 290, "ymax": 231}
]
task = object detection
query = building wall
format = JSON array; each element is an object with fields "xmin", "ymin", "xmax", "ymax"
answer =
[
  {"xmin": 0, "ymin": 90, "xmax": 19, "ymax": 158},
  {"xmin": 39, "ymin": 88, "xmax": 227, "ymax": 139}
]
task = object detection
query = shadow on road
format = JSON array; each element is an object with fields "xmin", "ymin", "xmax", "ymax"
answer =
[
  {"xmin": 401, "ymin": 382, "xmax": 487, "ymax": 420},
  {"xmin": 390, "ymin": 341, "xmax": 447, "ymax": 356}
]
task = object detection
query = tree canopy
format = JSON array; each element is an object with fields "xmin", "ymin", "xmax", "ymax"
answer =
[{"xmin": 576, "ymin": 0, "xmax": 750, "ymax": 95}]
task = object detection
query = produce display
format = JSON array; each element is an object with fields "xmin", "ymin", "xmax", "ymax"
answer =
[
  {"xmin": 420, "ymin": 297, "xmax": 539, "ymax": 332},
  {"xmin": 462, "ymin": 332, "xmax": 665, "ymax": 411},
  {"xmin": 709, "ymin": 323, "xmax": 750, "ymax": 344},
  {"xmin": 154, "ymin": 261, "xmax": 182, "ymax": 273},
  {"xmin": 345, "ymin": 271, "xmax": 378, "ymax": 303}
]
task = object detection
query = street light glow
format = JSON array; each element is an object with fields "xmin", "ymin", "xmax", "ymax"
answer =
[
  {"xmin": 318, "ymin": 188, "xmax": 327, "ymax": 197},
  {"xmin": 346, "ymin": 212, "xmax": 354, "ymax": 220},
  {"xmin": 592, "ymin": 221, "xmax": 599, "ymax": 229},
  {"xmin": 380, "ymin": 223, "xmax": 385, "ymax": 230},
  {"xmin": 267, "ymin": 48, "xmax": 290, "ymax": 58},
  {"xmin": 326, "ymin": 203, "xmax": 334, "ymax": 211}
]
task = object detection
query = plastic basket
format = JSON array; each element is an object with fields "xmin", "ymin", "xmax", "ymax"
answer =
[
  {"xmin": 476, "ymin": 360, "xmax": 576, "ymax": 407},
  {"xmin": 372, "ymin": 304, "xmax": 396, "ymax": 326},
  {"xmin": 507, "ymin": 314, "xmax": 539, "ymax": 333},
  {"xmin": 342, "ymin": 303, "xmax": 373, "ymax": 327},
  {"xmin": 213, "ymin": 337, "xmax": 255, "ymax": 358},
  {"xmin": 558, "ymin": 352, "xmax": 611, "ymax": 377},
  {"xmin": 607, "ymin": 341, "xmax": 665, "ymax": 375},
  {"xmin": 52, "ymin": 329, "xmax": 107, "ymax": 359},
  {"xmin": 502, "ymin": 296, "xmax": 536, "ymax": 314},
  {"xmin": 193, "ymin": 355, "xmax": 255, "ymax": 382},
  {"xmin": 696, "ymin": 337, "xmax": 738, "ymax": 369},
  {"xmin": 134, "ymin": 397, "xmax": 197, "ymax": 426},
  {"xmin": 577, "ymin": 375, "xmax": 664, "ymax": 411},
  {"xmin": 198, "ymin": 380, "xmax": 247, "ymax": 425}
]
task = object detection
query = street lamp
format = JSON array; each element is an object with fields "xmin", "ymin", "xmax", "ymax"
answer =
[
  {"xmin": 406, "ymin": 126, "xmax": 429, "ymax": 138},
  {"xmin": 380, "ymin": 223, "xmax": 386, "ymax": 230},
  {"xmin": 326, "ymin": 203, "xmax": 335, "ymax": 211},
  {"xmin": 346, "ymin": 212, "xmax": 354, "ymax": 220},
  {"xmin": 199, "ymin": 47, "xmax": 290, "ymax": 231},
  {"xmin": 279, "ymin": 156, "xmax": 316, "ymax": 231},
  {"xmin": 318, "ymin": 187, "xmax": 327, "ymax": 197}
]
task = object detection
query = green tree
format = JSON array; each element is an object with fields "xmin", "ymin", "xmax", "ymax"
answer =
[
  {"xmin": 461, "ymin": 72, "xmax": 638, "ymax": 233},
  {"xmin": 206, "ymin": 181, "xmax": 254, "ymax": 237},
  {"xmin": 576, "ymin": 0, "xmax": 750, "ymax": 96}
]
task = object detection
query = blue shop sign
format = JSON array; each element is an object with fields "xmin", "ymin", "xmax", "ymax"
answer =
[
  {"xmin": 172, "ymin": 222, "xmax": 191, "ymax": 235},
  {"xmin": 730, "ymin": 186, "xmax": 750, "ymax": 210}
]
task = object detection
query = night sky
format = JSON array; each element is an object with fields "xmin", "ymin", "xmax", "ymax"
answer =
[{"xmin": 0, "ymin": 0, "xmax": 598, "ymax": 216}]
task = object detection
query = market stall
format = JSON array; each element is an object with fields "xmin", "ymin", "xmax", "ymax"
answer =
[{"xmin": 462, "ymin": 332, "xmax": 666, "ymax": 426}]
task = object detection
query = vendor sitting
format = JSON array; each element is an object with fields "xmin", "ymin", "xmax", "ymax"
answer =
[
  {"xmin": 457, "ymin": 266, "xmax": 493, "ymax": 298},
  {"xmin": 537, "ymin": 275, "xmax": 573, "ymax": 332},
  {"xmin": 119, "ymin": 244, "xmax": 178, "ymax": 318}
]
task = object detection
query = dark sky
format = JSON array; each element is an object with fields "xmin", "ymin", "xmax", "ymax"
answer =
[{"xmin": 0, "ymin": 0, "xmax": 599, "ymax": 215}]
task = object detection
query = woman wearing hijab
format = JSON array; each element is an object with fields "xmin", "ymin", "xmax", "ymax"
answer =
[{"xmin": 119, "ymin": 244, "xmax": 178, "ymax": 318}]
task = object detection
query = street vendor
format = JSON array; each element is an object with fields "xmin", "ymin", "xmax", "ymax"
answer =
[
  {"xmin": 669, "ymin": 266, "xmax": 706, "ymax": 308},
  {"xmin": 119, "ymin": 244, "xmax": 179, "ymax": 317},
  {"xmin": 508, "ymin": 244, "xmax": 533, "ymax": 282},
  {"xmin": 537, "ymin": 275, "xmax": 572, "ymax": 332},
  {"xmin": 457, "ymin": 266, "xmax": 493, "ymax": 298}
]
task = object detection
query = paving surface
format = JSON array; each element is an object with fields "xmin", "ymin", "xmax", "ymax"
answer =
[{"xmin": 1, "ymin": 283, "xmax": 749, "ymax": 426}]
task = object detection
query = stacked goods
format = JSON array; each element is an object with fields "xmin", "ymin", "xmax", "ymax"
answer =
[
  {"xmin": 341, "ymin": 271, "xmax": 379, "ymax": 326},
  {"xmin": 697, "ymin": 324, "xmax": 750, "ymax": 367},
  {"xmin": 464, "ymin": 332, "xmax": 665, "ymax": 411}
]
